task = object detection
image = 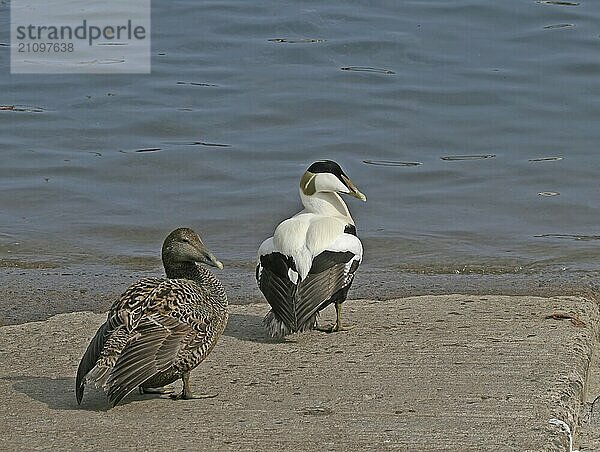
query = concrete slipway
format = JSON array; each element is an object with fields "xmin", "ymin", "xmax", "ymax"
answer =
[{"xmin": 1, "ymin": 295, "xmax": 600, "ymax": 451}]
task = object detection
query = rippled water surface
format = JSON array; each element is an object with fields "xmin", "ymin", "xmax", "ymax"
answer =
[{"xmin": 1, "ymin": 0, "xmax": 599, "ymax": 274}]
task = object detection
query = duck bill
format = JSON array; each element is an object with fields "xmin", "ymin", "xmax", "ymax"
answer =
[
  {"xmin": 341, "ymin": 175, "xmax": 367, "ymax": 202},
  {"xmin": 199, "ymin": 248, "xmax": 224, "ymax": 269}
]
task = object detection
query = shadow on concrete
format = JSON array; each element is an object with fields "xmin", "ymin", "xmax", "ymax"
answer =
[
  {"xmin": 223, "ymin": 313, "xmax": 286, "ymax": 344},
  {"xmin": 2, "ymin": 375, "xmax": 164, "ymax": 411},
  {"xmin": 2, "ymin": 375, "xmax": 108, "ymax": 411}
]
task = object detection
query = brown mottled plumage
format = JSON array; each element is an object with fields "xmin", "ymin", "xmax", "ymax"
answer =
[{"xmin": 76, "ymin": 228, "xmax": 228, "ymax": 407}]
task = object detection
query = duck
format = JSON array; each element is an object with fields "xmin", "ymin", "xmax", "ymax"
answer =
[
  {"xmin": 256, "ymin": 160, "xmax": 366, "ymax": 337},
  {"xmin": 76, "ymin": 227, "xmax": 228, "ymax": 407}
]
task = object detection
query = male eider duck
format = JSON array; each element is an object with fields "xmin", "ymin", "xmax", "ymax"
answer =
[
  {"xmin": 257, "ymin": 160, "xmax": 366, "ymax": 337},
  {"xmin": 76, "ymin": 228, "xmax": 228, "ymax": 407}
]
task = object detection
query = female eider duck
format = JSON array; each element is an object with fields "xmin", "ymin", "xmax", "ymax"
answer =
[
  {"xmin": 76, "ymin": 227, "xmax": 228, "ymax": 407},
  {"xmin": 257, "ymin": 160, "xmax": 366, "ymax": 337}
]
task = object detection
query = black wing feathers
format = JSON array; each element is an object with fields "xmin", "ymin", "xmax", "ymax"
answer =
[
  {"xmin": 309, "ymin": 251, "xmax": 354, "ymax": 274},
  {"xmin": 258, "ymin": 250, "xmax": 359, "ymax": 332},
  {"xmin": 259, "ymin": 252, "xmax": 297, "ymax": 277},
  {"xmin": 258, "ymin": 253, "xmax": 298, "ymax": 329},
  {"xmin": 297, "ymin": 253, "xmax": 354, "ymax": 323},
  {"xmin": 344, "ymin": 224, "xmax": 357, "ymax": 236}
]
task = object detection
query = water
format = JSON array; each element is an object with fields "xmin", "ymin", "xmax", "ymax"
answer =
[{"xmin": 1, "ymin": 0, "xmax": 599, "ymax": 276}]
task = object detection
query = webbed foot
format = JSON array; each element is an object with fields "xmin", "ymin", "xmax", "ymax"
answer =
[
  {"xmin": 169, "ymin": 392, "xmax": 219, "ymax": 400},
  {"xmin": 139, "ymin": 385, "xmax": 175, "ymax": 395},
  {"xmin": 316, "ymin": 323, "xmax": 356, "ymax": 333}
]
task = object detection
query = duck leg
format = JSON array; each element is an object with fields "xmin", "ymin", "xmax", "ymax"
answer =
[
  {"xmin": 170, "ymin": 372, "xmax": 219, "ymax": 400},
  {"xmin": 331, "ymin": 302, "xmax": 355, "ymax": 332},
  {"xmin": 317, "ymin": 302, "xmax": 355, "ymax": 333}
]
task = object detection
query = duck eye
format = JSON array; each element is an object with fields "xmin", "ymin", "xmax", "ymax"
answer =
[{"xmin": 181, "ymin": 238, "xmax": 190, "ymax": 244}]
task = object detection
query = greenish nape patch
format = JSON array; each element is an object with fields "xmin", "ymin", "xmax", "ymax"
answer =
[{"xmin": 300, "ymin": 171, "xmax": 316, "ymax": 196}]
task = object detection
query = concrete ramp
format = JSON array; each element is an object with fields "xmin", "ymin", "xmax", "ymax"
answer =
[{"xmin": 1, "ymin": 295, "xmax": 598, "ymax": 451}]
